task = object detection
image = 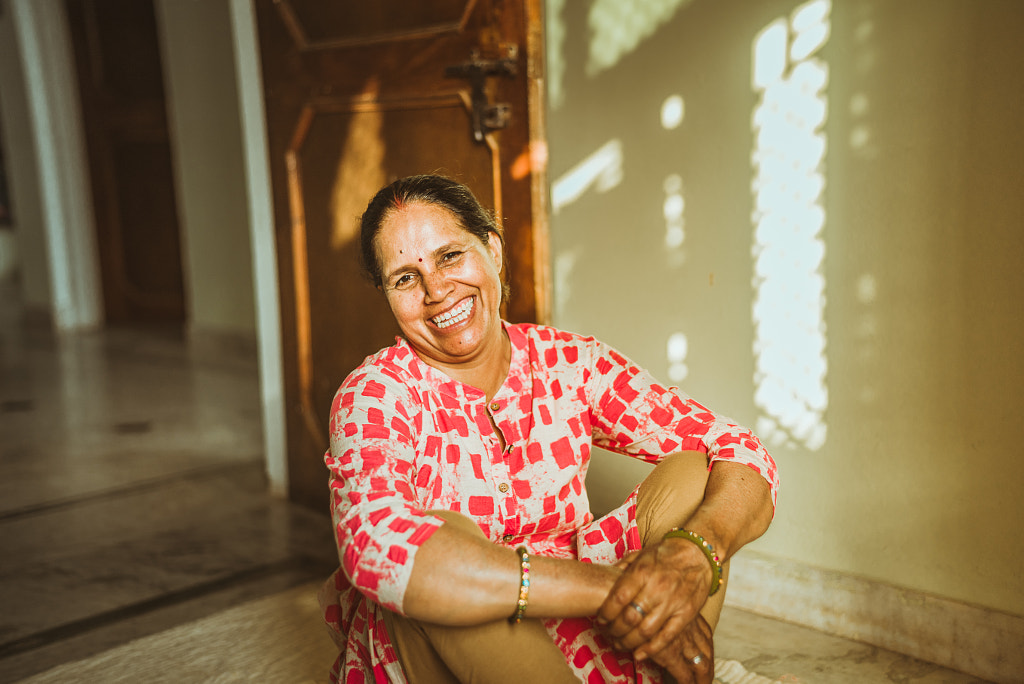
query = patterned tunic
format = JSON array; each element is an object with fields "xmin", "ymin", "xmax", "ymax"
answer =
[{"xmin": 320, "ymin": 322, "xmax": 779, "ymax": 683}]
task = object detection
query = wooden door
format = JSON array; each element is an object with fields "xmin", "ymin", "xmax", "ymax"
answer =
[
  {"xmin": 65, "ymin": 0, "xmax": 186, "ymax": 324},
  {"xmin": 253, "ymin": 0, "xmax": 549, "ymax": 509}
]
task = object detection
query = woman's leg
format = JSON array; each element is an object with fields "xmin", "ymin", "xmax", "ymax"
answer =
[
  {"xmin": 634, "ymin": 451, "xmax": 729, "ymax": 630},
  {"xmin": 381, "ymin": 510, "xmax": 580, "ymax": 684}
]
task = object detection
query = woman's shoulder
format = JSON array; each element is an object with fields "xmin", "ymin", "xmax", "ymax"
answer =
[
  {"xmin": 506, "ymin": 322, "xmax": 639, "ymax": 377},
  {"xmin": 505, "ymin": 321, "xmax": 609, "ymax": 371},
  {"xmin": 506, "ymin": 321, "xmax": 596, "ymax": 348},
  {"xmin": 338, "ymin": 338, "xmax": 424, "ymax": 394}
]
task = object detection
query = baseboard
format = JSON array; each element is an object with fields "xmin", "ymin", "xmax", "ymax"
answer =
[{"xmin": 725, "ymin": 550, "xmax": 1024, "ymax": 684}]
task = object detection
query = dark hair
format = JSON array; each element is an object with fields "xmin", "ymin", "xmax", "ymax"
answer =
[{"xmin": 359, "ymin": 175, "xmax": 509, "ymax": 299}]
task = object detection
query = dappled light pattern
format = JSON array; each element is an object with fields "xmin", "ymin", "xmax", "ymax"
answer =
[
  {"xmin": 750, "ymin": 0, "xmax": 831, "ymax": 451},
  {"xmin": 587, "ymin": 0, "xmax": 695, "ymax": 76},
  {"xmin": 661, "ymin": 94, "xmax": 685, "ymax": 130},
  {"xmin": 663, "ymin": 173, "xmax": 685, "ymax": 252},
  {"xmin": 546, "ymin": 0, "xmax": 568, "ymax": 110},
  {"xmin": 666, "ymin": 331, "xmax": 689, "ymax": 383},
  {"xmin": 551, "ymin": 139, "xmax": 623, "ymax": 214}
]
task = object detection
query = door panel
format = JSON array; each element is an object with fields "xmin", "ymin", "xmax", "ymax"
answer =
[
  {"xmin": 65, "ymin": 0, "xmax": 186, "ymax": 323},
  {"xmin": 254, "ymin": 0, "xmax": 548, "ymax": 508}
]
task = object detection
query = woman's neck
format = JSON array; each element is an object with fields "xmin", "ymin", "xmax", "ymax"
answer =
[{"xmin": 416, "ymin": 326, "xmax": 511, "ymax": 402}]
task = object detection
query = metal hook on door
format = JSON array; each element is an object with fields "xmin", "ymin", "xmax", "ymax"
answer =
[{"xmin": 444, "ymin": 44, "xmax": 518, "ymax": 142}]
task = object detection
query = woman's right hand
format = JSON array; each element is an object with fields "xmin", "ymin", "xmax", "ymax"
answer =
[
  {"xmin": 644, "ymin": 613, "xmax": 714, "ymax": 684},
  {"xmin": 597, "ymin": 538, "xmax": 715, "ymax": 680}
]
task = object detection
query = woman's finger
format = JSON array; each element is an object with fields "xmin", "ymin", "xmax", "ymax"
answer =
[
  {"xmin": 633, "ymin": 612, "xmax": 686, "ymax": 662},
  {"xmin": 645, "ymin": 614, "xmax": 715, "ymax": 684}
]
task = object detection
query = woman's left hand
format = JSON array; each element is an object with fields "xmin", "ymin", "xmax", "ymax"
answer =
[{"xmin": 596, "ymin": 537, "xmax": 714, "ymax": 671}]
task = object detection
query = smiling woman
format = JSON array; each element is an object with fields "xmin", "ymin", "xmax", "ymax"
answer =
[
  {"xmin": 375, "ymin": 202, "xmax": 508, "ymax": 394},
  {"xmin": 318, "ymin": 175, "xmax": 779, "ymax": 684}
]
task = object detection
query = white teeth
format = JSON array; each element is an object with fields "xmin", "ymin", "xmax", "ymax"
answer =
[{"xmin": 433, "ymin": 298, "xmax": 473, "ymax": 328}]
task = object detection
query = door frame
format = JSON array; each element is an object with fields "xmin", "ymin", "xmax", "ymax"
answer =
[
  {"xmin": 10, "ymin": 0, "xmax": 103, "ymax": 331},
  {"xmin": 229, "ymin": 0, "xmax": 289, "ymax": 497}
]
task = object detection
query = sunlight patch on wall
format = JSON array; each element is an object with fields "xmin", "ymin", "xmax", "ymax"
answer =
[
  {"xmin": 661, "ymin": 94, "xmax": 685, "ymax": 130},
  {"xmin": 750, "ymin": 0, "xmax": 831, "ymax": 452},
  {"xmin": 663, "ymin": 173, "xmax": 685, "ymax": 253},
  {"xmin": 849, "ymin": 6, "xmax": 877, "ymax": 157},
  {"xmin": 587, "ymin": 0, "xmax": 695, "ymax": 76},
  {"xmin": 553, "ymin": 246, "xmax": 580, "ymax": 323},
  {"xmin": 546, "ymin": 0, "xmax": 568, "ymax": 110},
  {"xmin": 551, "ymin": 139, "xmax": 623, "ymax": 214},
  {"xmin": 666, "ymin": 331, "xmax": 689, "ymax": 383},
  {"xmin": 330, "ymin": 80, "xmax": 385, "ymax": 250}
]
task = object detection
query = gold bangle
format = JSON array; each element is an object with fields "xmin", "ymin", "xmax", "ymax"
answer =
[
  {"xmin": 663, "ymin": 528, "xmax": 724, "ymax": 596},
  {"xmin": 509, "ymin": 546, "xmax": 531, "ymax": 624}
]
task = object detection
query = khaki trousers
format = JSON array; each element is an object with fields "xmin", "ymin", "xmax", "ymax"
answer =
[{"xmin": 381, "ymin": 451, "xmax": 724, "ymax": 684}]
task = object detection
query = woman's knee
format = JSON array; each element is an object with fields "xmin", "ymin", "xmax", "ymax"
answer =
[{"xmin": 635, "ymin": 451, "xmax": 711, "ymax": 544}]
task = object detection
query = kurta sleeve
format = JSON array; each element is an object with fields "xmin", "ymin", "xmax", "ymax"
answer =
[
  {"xmin": 582, "ymin": 337, "xmax": 779, "ymax": 508},
  {"xmin": 326, "ymin": 363, "xmax": 443, "ymax": 613}
]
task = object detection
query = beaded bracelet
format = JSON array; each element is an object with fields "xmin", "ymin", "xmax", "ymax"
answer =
[
  {"xmin": 509, "ymin": 546, "xmax": 531, "ymax": 624},
  {"xmin": 663, "ymin": 528, "xmax": 724, "ymax": 596}
]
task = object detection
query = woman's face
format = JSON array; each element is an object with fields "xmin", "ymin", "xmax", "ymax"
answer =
[{"xmin": 375, "ymin": 202, "xmax": 504, "ymax": 369}]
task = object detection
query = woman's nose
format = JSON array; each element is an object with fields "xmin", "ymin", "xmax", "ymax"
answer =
[{"xmin": 422, "ymin": 270, "xmax": 452, "ymax": 302}]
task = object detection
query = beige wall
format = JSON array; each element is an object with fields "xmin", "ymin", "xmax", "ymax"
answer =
[
  {"xmin": 157, "ymin": 0, "xmax": 256, "ymax": 337},
  {"xmin": 547, "ymin": 0, "xmax": 1023, "ymax": 617}
]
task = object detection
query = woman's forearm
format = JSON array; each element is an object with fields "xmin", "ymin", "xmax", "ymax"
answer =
[
  {"xmin": 682, "ymin": 460, "xmax": 774, "ymax": 561},
  {"xmin": 401, "ymin": 520, "xmax": 620, "ymax": 626}
]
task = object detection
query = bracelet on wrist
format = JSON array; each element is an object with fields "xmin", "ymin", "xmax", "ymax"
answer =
[
  {"xmin": 663, "ymin": 528, "xmax": 724, "ymax": 596},
  {"xmin": 509, "ymin": 546, "xmax": 531, "ymax": 624}
]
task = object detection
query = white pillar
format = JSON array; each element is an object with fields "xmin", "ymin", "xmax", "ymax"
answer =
[
  {"xmin": 11, "ymin": 0, "xmax": 103, "ymax": 331},
  {"xmin": 228, "ymin": 0, "xmax": 289, "ymax": 498}
]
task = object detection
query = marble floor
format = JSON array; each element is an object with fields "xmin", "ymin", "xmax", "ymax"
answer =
[{"xmin": 0, "ymin": 283, "xmax": 992, "ymax": 683}]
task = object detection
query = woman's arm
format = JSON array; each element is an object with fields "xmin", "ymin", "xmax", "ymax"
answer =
[{"xmin": 402, "ymin": 510, "xmax": 622, "ymax": 625}]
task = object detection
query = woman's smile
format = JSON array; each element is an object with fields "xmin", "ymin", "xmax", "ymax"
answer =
[{"xmin": 431, "ymin": 296, "xmax": 475, "ymax": 330}]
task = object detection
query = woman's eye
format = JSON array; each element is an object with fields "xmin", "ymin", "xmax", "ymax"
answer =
[
  {"xmin": 441, "ymin": 251, "xmax": 462, "ymax": 263},
  {"xmin": 394, "ymin": 274, "xmax": 415, "ymax": 289}
]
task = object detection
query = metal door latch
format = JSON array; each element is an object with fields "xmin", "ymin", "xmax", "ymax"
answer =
[{"xmin": 445, "ymin": 44, "xmax": 518, "ymax": 142}]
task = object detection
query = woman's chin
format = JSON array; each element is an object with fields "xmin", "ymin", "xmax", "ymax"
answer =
[{"xmin": 416, "ymin": 320, "xmax": 497, "ymax": 362}]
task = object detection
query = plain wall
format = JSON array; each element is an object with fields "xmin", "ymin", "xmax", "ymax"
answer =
[
  {"xmin": 156, "ymin": 0, "xmax": 256, "ymax": 337},
  {"xmin": 547, "ymin": 0, "xmax": 1024, "ymax": 617}
]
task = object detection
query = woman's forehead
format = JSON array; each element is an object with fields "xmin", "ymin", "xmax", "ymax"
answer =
[{"xmin": 379, "ymin": 203, "xmax": 469, "ymax": 248}]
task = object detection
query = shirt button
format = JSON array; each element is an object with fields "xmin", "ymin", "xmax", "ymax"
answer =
[
  {"xmin": 502, "ymin": 534, "xmax": 514, "ymax": 543},
  {"xmin": 490, "ymin": 402, "xmax": 500, "ymax": 411},
  {"xmin": 498, "ymin": 483, "xmax": 510, "ymax": 493}
]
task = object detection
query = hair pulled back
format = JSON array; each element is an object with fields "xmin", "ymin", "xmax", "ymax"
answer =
[{"xmin": 359, "ymin": 175, "xmax": 508, "ymax": 298}]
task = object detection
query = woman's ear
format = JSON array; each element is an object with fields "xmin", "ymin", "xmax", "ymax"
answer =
[{"xmin": 487, "ymin": 231, "xmax": 504, "ymax": 272}]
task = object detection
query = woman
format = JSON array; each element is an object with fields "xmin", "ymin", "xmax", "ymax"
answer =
[{"xmin": 319, "ymin": 175, "xmax": 778, "ymax": 684}]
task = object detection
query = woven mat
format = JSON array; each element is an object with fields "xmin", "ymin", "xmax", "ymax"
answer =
[{"xmin": 17, "ymin": 582, "xmax": 775, "ymax": 683}]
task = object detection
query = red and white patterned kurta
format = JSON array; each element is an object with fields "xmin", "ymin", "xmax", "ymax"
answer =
[{"xmin": 321, "ymin": 322, "xmax": 778, "ymax": 683}]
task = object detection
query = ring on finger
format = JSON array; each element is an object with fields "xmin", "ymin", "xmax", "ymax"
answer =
[
  {"xmin": 691, "ymin": 654, "xmax": 705, "ymax": 666},
  {"xmin": 628, "ymin": 601, "xmax": 647, "ymax": 619}
]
